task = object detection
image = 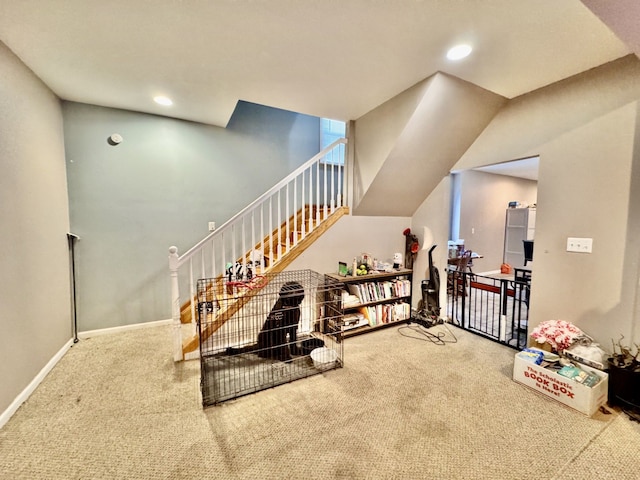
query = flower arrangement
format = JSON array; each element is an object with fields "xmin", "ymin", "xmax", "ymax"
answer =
[{"xmin": 530, "ymin": 319, "xmax": 583, "ymax": 352}]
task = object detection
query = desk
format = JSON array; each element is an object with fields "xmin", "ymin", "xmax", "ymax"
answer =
[
  {"xmin": 482, "ymin": 271, "xmax": 515, "ymax": 281},
  {"xmin": 482, "ymin": 269, "xmax": 530, "ymax": 307},
  {"xmin": 481, "ymin": 269, "xmax": 530, "ymax": 284}
]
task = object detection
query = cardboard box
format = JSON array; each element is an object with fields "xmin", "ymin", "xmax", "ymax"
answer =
[{"xmin": 512, "ymin": 353, "xmax": 608, "ymax": 416}]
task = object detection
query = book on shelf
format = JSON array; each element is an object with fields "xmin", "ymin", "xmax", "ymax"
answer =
[
  {"xmin": 392, "ymin": 279, "xmax": 411, "ymax": 298},
  {"xmin": 342, "ymin": 291, "xmax": 360, "ymax": 308},
  {"xmin": 357, "ymin": 302, "xmax": 410, "ymax": 327},
  {"xmin": 346, "ymin": 284, "xmax": 363, "ymax": 303},
  {"xmin": 344, "ymin": 279, "xmax": 411, "ymax": 306}
]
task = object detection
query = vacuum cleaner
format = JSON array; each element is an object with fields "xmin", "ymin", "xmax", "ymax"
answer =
[{"xmin": 412, "ymin": 244, "xmax": 441, "ymax": 328}]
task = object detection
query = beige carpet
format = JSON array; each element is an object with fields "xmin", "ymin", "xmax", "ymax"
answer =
[{"xmin": 1, "ymin": 323, "xmax": 639, "ymax": 479}]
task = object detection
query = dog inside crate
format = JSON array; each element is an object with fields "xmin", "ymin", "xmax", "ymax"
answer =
[
  {"xmin": 198, "ymin": 270, "xmax": 342, "ymax": 405},
  {"xmin": 226, "ymin": 280, "xmax": 324, "ymax": 361}
]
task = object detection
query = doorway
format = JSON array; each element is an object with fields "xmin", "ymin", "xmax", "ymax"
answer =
[{"xmin": 447, "ymin": 157, "xmax": 538, "ymax": 348}]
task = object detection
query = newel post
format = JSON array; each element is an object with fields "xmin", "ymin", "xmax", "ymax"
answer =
[{"xmin": 169, "ymin": 246, "xmax": 183, "ymax": 361}]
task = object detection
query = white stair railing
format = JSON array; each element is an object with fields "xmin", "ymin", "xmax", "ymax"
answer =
[{"xmin": 169, "ymin": 139, "xmax": 347, "ymax": 361}]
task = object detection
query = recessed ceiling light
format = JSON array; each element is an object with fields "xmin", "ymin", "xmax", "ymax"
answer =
[
  {"xmin": 153, "ymin": 95, "xmax": 173, "ymax": 106},
  {"xmin": 446, "ymin": 44, "xmax": 472, "ymax": 61}
]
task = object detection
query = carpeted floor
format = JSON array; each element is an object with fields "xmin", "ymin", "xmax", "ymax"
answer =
[{"xmin": 1, "ymin": 323, "xmax": 639, "ymax": 479}]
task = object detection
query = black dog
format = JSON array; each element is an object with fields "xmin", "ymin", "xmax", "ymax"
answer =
[
  {"xmin": 227, "ymin": 281, "xmax": 307, "ymax": 361},
  {"xmin": 256, "ymin": 281, "xmax": 305, "ymax": 361}
]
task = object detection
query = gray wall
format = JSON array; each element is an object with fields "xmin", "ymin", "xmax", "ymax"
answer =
[
  {"xmin": 458, "ymin": 170, "xmax": 537, "ymax": 273},
  {"xmin": 288, "ymin": 215, "xmax": 411, "ymax": 274},
  {"xmin": 0, "ymin": 42, "xmax": 71, "ymax": 417},
  {"xmin": 533, "ymin": 103, "xmax": 638, "ymax": 348},
  {"xmin": 63, "ymin": 101, "xmax": 320, "ymax": 331}
]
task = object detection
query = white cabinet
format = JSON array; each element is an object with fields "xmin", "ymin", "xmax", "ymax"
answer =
[{"xmin": 503, "ymin": 208, "xmax": 535, "ymax": 268}]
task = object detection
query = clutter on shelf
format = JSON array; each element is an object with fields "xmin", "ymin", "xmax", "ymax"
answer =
[{"xmin": 338, "ymin": 253, "xmax": 397, "ymax": 277}]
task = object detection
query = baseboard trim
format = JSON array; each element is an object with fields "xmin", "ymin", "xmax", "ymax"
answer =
[
  {"xmin": 78, "ymin": 318, "xmax": 173, "ymax": 339},
  {"xmin": 0, "ymin": 338, "xmax": 74, "ymax": 430}
]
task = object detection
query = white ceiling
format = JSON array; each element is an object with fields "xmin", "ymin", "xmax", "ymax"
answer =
[{"xmin": 0, "ymin": 1, "xmax": 636, "ymax": 128}]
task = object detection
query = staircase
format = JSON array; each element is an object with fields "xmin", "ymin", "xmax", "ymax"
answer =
[{"xmin": 169, "ymin": 139, "xmax": 348, "ymax": 361}]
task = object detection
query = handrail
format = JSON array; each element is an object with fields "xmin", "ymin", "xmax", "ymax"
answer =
[{"xmin": 178, "ymin": 138, "xmax": 347, "ymax": 265}]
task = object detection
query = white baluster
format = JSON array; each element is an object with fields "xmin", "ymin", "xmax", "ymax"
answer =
[
  {"xmin": 221, "ymin": 231, "xmax": 226, "ymax": 282},
  {"xmin": 269, "ymin": 197, "xmax": 273, "ymax": 266},
  {"xmin": 241, "ymin": 216, "xmax": 246, "ymax": 278},
  {"xmin": 169, "ymin": 246, "xmax": 182, "ymax": 361},
  {"xmin": 337, "ymin": 145, "xmax": 343, "ymax": 207},
  {"xmin": 285, "ymin": 183, "xmax": 290, "ymax": 251},
  {"xmin": 211, "ymin": 238, "xmax": 216, "ymax": 279},
  {"xmin": 277, "ymin": 190, "xmax": 282, "ymax": 262},
  {"xmin": 301, "ymin": 169, "xmax": 306, "ymax": 239},
  {"xmin": 315, "ymin": 162, "xmax": 320, "ymax": 229},
  {"xmin": 189, "ymin": 258, "xmax": 196, "ymax": 337},
  {"xmin": 200, "ymin": 250, "xmax": 205, "ymax": 282},
  {"xmin": 260, "ymin": 207, "xmax": 265, "ymax": 271},
  {"xmin": 330, "ymin": 159, "xmax": 335, "ymax": 213},
  {"xmin": 293, "ymin": 177, "xmax": 298, "ymax": 246},
  {"xmin": 231, "ymin": 224, "xmax": 236, "ymax": 277},
  {"xmin": 323, "ymin": 159, "xmax": 328, "ymax": 218}
]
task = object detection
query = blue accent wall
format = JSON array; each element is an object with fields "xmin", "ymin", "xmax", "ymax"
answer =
[{"xmin": 64, "ymin": 100, "xmax": 320, "ymax": 330}]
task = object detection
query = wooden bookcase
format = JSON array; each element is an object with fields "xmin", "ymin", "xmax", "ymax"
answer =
[{"xmin": 324, "ymin": 269, "xmax": 413, "ymax": 338}]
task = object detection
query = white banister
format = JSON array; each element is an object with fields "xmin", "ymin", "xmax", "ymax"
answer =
[{"xmin": 168, "ymin": 138, "xmax": 347, "ymax": 361}]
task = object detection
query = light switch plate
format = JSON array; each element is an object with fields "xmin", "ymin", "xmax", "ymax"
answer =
[
  {"xmin": 567, "ymin": 237, "xmax": 592, "ymax": 253},
  {"xmin": 208, "ymin": 222, "xmax": 216, "ymax": 232}
]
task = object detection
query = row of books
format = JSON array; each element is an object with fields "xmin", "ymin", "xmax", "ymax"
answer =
[
  {"xmin": 345, "ymin": 279, "xmax": 411, "ymax": 305},
  {"xmin": 358, "ymin": 302, "xmax": 411, "ymax": 327}
]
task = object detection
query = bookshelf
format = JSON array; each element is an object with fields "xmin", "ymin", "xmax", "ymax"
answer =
[{"xmin": 324, "ymin": 269, "xmax": 413, "ymax": 337}]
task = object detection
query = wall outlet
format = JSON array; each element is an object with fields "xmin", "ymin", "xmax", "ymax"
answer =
[
  {"xmin": 567, "ymin": 237, "xmax": 592, "ymax": 253},
  {"xmin": 208, "ymin": 222, "xmax": 216, "ymax": 232}
]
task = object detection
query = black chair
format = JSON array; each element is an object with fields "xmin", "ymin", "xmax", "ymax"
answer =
[
  {"xmin": 523, "ymin": 240, "xmax": 534, "ymax": 266},
  {"xmin": 514, "ymin": 267, "xmax": 532, "ymax": 307},
  {"xmin": 447, "ymin": 250, "xmax": 472, "ymax": 296}
]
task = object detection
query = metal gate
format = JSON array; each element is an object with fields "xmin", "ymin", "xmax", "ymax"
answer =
[{"xmin": 447, "ymin": 269, "xmax": 530, "ymax": 350}]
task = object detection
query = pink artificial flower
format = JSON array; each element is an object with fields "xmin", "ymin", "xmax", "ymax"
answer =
[{"xmin": 530, "ymin": 319, "xmax": 583, "ymax": 352}]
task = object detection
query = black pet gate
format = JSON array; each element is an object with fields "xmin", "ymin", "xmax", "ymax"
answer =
[{"xmin": 197, "ymin": 269, "xmax": 343, "ymax": 406}]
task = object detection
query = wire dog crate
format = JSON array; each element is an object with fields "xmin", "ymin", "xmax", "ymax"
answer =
[{"xmin": 197, "ymin": 269, "xmax": 343, "ymax": 406}]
